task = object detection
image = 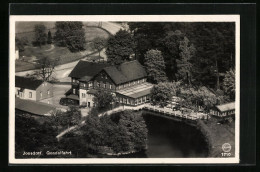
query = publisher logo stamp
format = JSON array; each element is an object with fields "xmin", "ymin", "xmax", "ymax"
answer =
[{"xmin": 222, "ymin": 143, "xmax": 231, "ymax": 153}]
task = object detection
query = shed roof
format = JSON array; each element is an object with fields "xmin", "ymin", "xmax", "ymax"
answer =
[
  {"xmin": 15, "ymin": 98, "xmax": 56, "ymax": 116},
  {"xmin": 15, "ymin": 76, "xmax": 45, "ymax": 90},
  {"xmin": 216, "ymin": 102, "xmax": 235, "ymax": 112}
]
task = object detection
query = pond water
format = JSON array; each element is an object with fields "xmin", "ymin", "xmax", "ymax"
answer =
[{"xmin": 118, "ymin": 113, "xmax": 209, "ymax": 158}]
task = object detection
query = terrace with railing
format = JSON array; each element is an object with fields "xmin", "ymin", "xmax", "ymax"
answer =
[{"xmin": 98, "ymin": 103, "xmax": 208, "ymax": 121}]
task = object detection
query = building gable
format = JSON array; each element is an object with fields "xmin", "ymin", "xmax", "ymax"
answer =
[{"xmin": 15, "ymin": 76, "xmax": 44, "ymax": 90}]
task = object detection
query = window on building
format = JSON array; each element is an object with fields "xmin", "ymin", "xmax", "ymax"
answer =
[
  {"xmin": 82, "ymin": 93, "xmax": 86, "ymax": 98},
  {"xmin": 19, "ymin": 91, "xmax": 23, "ymax": 97},
  {"xmin": 97, "ymin": 82, "xmax": 100, "ymax": 87},
  {"xmin": 133, "ymin": 81, "xmax": 135, "ymax": 85},
  {"xmin": 105, "ymin": 75, "xmax": 108, "ymax": 79},
  {"xmin": 73, "ymin": 89, "xmax": 76, "ymax": 94},
  {"xmin": 47, "ymin": 90, "xmax": 50, "ymax": 95},
  {"xmin": 72, "ymin": 78, "xmax": 75, "ymax": 82},
  {"xmin": 29, "ymin": 92, "xmax": 32, "ymax": 98},
  {"xmin": 40, "ymin": 92, "xmax": 42, "ymax": 98},
  {"xmin": 104, "ymin": 83, "xmax": 106, "ymax": 88},
  {"xmin": 137, "ymin": 80, "xmax": 140, "ymax": 84},
  {"xmin": 83, "ymin": 83, "xmax": 86, "ymax": 87},
  {"xmin": 89, "ymin": 82, "xmax": 93, "ymax": 88},
  {"xmin": 143, "ymin": 78, "xmax": 145, "ymax": 82},
  {"xmin": 128, "ymin": 82, "xmax": 131, "ymax": 87},
  {"xmin": 110, "ymin": 84, "xmax": 112, "ymax": 89}
]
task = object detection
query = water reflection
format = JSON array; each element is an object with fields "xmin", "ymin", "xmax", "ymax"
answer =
[{"xmin": 119, "ymin": 113, "xmax": 208, "ymax": 158}]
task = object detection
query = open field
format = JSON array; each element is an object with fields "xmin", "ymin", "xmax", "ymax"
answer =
[
  {"xmin": 15, "ymin": 22, "xmax": 113, "ymax": 72},
  {"xmin": 15, "ymin": 22, "xmax": 111, "ymax": 44},
  {"xmin": 15, "ymin": 21, "xmax": 56, "ymax": 33}
]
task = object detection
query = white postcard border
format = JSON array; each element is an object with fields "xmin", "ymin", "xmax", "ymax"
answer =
[{"xmin": 9, "ymin": 15, "xmax": 240, "ymax": 164}]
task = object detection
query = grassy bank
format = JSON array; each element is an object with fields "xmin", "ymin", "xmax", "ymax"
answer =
[{"xmin": 197, "ymin": 117, "xmax": 235, "ymax": 157}]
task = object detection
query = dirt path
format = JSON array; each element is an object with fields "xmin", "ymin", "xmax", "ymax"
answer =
[{"xmin": 45, "ymin": 44, "xmax": 55, "ymax": 51}]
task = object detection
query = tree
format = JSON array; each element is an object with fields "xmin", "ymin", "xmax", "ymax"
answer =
[
  {"xmin": 15, "ymin": 36, "xmax": 29, "ymax": 52},
  {"xmin": 47, "ymin": 30, "xmax": 52, "ymax": 44},
  {"xmin": 176, "ymin": 36, "xmax": 196, "ymax": 84},
  {"xmin": 119, "ymin": 111, "xmax": 148, "ymax": 151},
  {"xmin": 54, "ymin": 22, "xmax": 86, "ymax": 52},
  {"xmin": 223, "ymin": 68, "xmax": 235, "ymax": 100},
  {"xmin": 66, "ymin": 106, "xmax": 82, "ymax": 126},
  {"xmin": 91, "ymin": 37, "xmax": 106, "ymax": 57},
  {"xmin": 129, "ymin": 22, "xmax": 235, "ymax": 88},
  {"xmin": 106, "ymin": 29, "xmax": 135, "ymax": 65},
  {"xmin": 144, "ymin": 49, "xmax": 167, "ymax": 83},
  {"xmin": 15, "ymin": 114, "xmax": 58, "ymax": 158},
  {"xmin": 82, "ymin": 115, "xmax": 104, "ymax": 153},
  {"xmin": 128, "ymin": 22, "xmax": 167, "ymax": 65},
  {"xmin": 161, "ymin": 30, "xmax": 185, "ymax": 81},
  {"xmin": 110, "ymin": 111, "xmax": 148, "ymax": 153},
  {"xmin": 93, "ymin": 90, "xmax": 115, "ymax": 111},
  {"xmin": 49, "ymin": 106, "xmax": 81, "ymax": 129},
  {"xmin": 33, "ymin": 24, "xmax": 47, "ymax": 47},
  {"xmin": 150, "ymin": 82, "xmax": 177, "ymax": 107},
  {"xmin": 186, "ymin": 23, "xmax": 235, "ymax": 88},
  {"xmin": 34, "ymin": 56, "xmax": 59, "ymax": 81}
]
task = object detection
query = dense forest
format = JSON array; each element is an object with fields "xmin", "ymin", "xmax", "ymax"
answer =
[
  {"xmin": 130, "ymin": 22, "xmax": 235, "ymax": 88},
  {"xmin": 15, "ymin": 109, "xmax": 147, "ymax": 158}
]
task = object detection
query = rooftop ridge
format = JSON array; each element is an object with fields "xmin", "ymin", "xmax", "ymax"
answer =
[{"xmin": 216, "ymin": 101, "xmax": 235, "ymax": 107}]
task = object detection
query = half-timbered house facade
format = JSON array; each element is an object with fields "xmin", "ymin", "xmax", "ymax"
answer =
[{"xmin": 66, "ymin": 60, "xmax": 153, "ymax": 107}]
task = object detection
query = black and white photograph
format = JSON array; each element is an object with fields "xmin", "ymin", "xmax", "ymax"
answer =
[{"xmin": 9, "ymin": 15, "xmax": 240, "ymax": 164}]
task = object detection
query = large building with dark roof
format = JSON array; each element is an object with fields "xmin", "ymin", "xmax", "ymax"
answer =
[
  {"xmin": 67, "ymin": 60, "xmax": 153, "ymax": 107},
  {"xmin": 15, "ymin": 76, "xmax": 53, "ymax": 101}
]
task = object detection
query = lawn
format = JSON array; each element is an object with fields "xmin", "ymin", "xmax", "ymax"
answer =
[
  {"xmin": 15, "ymin": 60, "xmax": 37, "ymax": 72},
  {"xmin": 16, "ymin": 44, "xmax": 94, "ymax": 72},
  {"xmin": 15, "ymin": 22, "xmax": 110, "ymax": 72},
  {"xmin": 15, "ymin": 21, "xmax": 56, "ymax": 33},
  {"xmin": 15, "ymin": 22, "xmax": 110, "ymax": 45}
]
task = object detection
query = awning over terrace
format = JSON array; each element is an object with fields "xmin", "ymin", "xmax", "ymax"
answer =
[
  {"xmin": 116, "ymin": 82, "xmax": 153, "ymax": 99},
  {"xmin": 66, "ymin": 94, "xmax": 79, "ymax": 101}
]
